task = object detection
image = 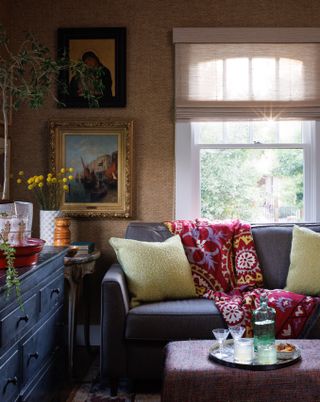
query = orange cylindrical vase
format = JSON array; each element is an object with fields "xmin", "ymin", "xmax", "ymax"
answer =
[{"xmin": 54, "ymin": 217, "xmax": 71, "ymax": 246}]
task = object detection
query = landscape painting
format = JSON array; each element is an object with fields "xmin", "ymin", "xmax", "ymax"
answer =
[
  {"xmin": 49, "ymin": 119, "xmax": 133, "ymax": 217},
  {"xmin": 65, "ymin": 134, "xmax": 118, "ymax": 203}
]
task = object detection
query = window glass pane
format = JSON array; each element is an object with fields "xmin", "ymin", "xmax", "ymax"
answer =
[
  {"xmin": 279, "ymin": 121, "xmax": 302, "ymax": 143},
  {"xmin": 195, "ymin": 122, "xmax": 223, "ymax": 143},
  {"xmin": 252, "ymin": 121, "xmax": 277, "ymax": 143},
  {"xmin": 195, "ymin": 122, "xmax": 249, "ymax": 144},
  {"xmin": 200, "ymin": 148, "xmax": 303, "ymax": 223},
  {"xmin": 195, "ymin": 120, "xmax": 303, "ymax": 144},
  {"xmin": 225, "ymin": 122, "xmax": 250, "ymax": 143}
]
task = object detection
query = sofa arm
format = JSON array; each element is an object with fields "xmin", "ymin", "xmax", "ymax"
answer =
[{"xmin": 100, "ymin": 263, "xmax": 130, "ymax": 383}]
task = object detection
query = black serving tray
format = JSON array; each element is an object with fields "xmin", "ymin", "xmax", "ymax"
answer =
[{"xmin": 208, "ymin": 339, "xmax": 301, "ymax": 371}]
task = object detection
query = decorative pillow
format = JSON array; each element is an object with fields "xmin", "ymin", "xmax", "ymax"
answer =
[
  {"xmin": 285, "ymin": 225, "xmax": 320, "ymax": 295},
  {"xmin": 109, "ymin": 235, "xmax": 197, "ymax": 307}
]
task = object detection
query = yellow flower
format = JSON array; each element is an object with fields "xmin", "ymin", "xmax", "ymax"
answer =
[
  {"xmin": 28, "ymin": 184, "xmax": 34, "ymax": 190},
  {"xmin": 51, "ymin": 177, "xmax": 57, "ymax": 183},
  {"xmin": 16, "ymin": 178, "xmax": 22, "ymax": 184},
  {"xmin": 34, "ymin": 177, "xmax": 40, "ymax": 184},
  {"xmin": 46, "ymin": 177, "xmax": 52, "ymax": 183},
  {"xmin": 68, "ymin": 175, "xmax": 74, "ymax": 181},
  {"xmin": 68, "ymin": 168, "xmax": 74, "ymax": 173},
  {"xmin": 63, "ymin": 185, "xmax": 69, "ymax": 191},
  {"xmin": 47, "ymin": 173, "xmax": 52, "ymax": 178},
  {"xmin": 18, "ymin": 170, "xmax": 24, "ymax": 176},
  {"xmin": 38, "ymin": 182, "xmax": 44, "ymax": 188},
  {"xmin": 62, "ymin": 177, "xmax": 68, "ymax": 183},
  {"xmin": 39, "ymin": 175, "xmax": 44, "ymax": 181},
  {"xmin": 27, "ymin": 177, "xmax": 34, "ymax": 184},
  {"xmin": 60, "ymin": 168, "xmax": 65, "ymax": 174}
]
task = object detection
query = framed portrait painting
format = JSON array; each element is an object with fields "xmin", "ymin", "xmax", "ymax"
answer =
[
  {"xmin": 57, "ymin": 27, "xmax": 126, "ymax": 108},
  {"xmin": 49, "ymin": 120, "xmax": 133, "ymax": 217}
]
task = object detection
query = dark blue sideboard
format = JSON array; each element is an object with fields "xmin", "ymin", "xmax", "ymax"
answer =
[{"xmin": 0, "ymin": 246, "xmax": 67, "ymax": 402}]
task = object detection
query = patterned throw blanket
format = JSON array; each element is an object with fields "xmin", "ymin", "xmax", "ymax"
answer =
[{"xmin": 165, "ymin": 219, "xmax": 320, "ymax": 338}]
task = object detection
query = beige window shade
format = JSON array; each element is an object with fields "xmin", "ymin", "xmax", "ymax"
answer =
[{"xmin": 175, "ymin": 43, "xmax": 320, "ymax": 120}]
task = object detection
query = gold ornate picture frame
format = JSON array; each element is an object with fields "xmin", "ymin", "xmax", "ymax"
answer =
[{"xmin": 49, "ymin": 119, "xmax": 133, "ymax": 218}]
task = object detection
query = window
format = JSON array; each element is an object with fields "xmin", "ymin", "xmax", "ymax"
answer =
[
  {"xmin": 174, "ymin": 29, "xmax": 320, "ymax": 223},
  {"xmin": 176, "ymin": 120, "xmax": 320, "ymax": 222}
]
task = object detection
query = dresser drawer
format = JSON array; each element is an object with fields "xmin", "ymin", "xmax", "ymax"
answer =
[
  {"xmin": 0, "ymin": 349, "xmax": 20, "ymax": 402},
  {"xmin": 22, "ymin": 306, "xmax": 63, "ymax": 385},
  {"xmin": 20, "ymin": 348, "xmax": 63, "ymax": 402},
  {"xmin": 0, "ymin": 294, "xmax": 38, "ymax": 348},
  {"xmin": 39, "ymin": 273, "xmax": 64, "ymax": 316}
]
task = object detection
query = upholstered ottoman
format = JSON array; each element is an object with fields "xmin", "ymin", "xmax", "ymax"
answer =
[{"xmin": 162, "ymin": 340, "xmax": 320, "ymax": 402}]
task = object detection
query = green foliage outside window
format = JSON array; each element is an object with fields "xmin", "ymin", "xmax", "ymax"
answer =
[{"xmin": 201, "ymin": 148, "xmax": 303, "ymax": 223}]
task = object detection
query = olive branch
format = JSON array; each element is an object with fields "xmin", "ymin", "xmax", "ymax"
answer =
[{"xmin": 0, "ymin": 233, "xmax": 23, "ymax": 310}]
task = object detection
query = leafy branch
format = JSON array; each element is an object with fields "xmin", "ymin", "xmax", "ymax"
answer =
[
  {"xmin": 0, "ymin": 233, "xmax": 23, "ymax": 310},
  {"xmin": 0, "ymin": 25, "xmax": 104, "ymax": 200}
]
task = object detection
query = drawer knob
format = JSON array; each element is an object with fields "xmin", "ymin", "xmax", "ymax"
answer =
[
  {"xmin": 29, "ymin": 351, "xmax": 39, "ymax": 360},
  {"xmin": 4, "ymin": 376, "xmax": 18, "ymax": 392},
  {"xmin": 28, "ymin": 351, "xmax": 39, "ymax": 365},
  {"xmin": 17, "ymin": 314, "xmax": 29, "ymax": 326},
  {"xmin": 50, "ymin": 288, "xmax": 61, "ymax": 298}
]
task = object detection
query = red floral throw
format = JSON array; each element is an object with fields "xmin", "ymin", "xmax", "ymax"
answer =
[{"xmin": 165, "ymin": 219, "xmax": 320, "ymax": 339}]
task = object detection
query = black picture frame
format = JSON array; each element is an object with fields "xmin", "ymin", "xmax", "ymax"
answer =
[{"xmin": 57, "ymin": 27, "xmax": 126, "ymax": 108}]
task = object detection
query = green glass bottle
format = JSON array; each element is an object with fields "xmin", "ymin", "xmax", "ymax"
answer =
[{"xmin": 253, "ymin": 295, "xmax": 276, "ymax": 352}]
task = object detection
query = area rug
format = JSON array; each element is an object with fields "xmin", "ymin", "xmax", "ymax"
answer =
[{"xmin": 67, "ymin": 358, "xmax": 161, "ymax": 402}]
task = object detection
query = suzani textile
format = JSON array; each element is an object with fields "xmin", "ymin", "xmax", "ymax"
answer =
[{"xmin": 165, "ymin": 219, "xmax": 319, "ymax": 338}]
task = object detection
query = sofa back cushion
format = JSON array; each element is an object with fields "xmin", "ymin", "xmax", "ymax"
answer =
[
  {"xmin": 252, "ymin": 224, "xmax": 320, "ymax": 289},
  {"xmin": 125, "ymin": 222, "xmax": 320, "ymax": 290},
  {"xmin": 126, "ymin": 222, "xmax": 172, "ymax": 242}
]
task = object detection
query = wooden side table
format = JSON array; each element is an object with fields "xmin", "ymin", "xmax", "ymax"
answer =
[{"xmin": 64, "ymin": 250, "xmax": 101, "ymax": 375}]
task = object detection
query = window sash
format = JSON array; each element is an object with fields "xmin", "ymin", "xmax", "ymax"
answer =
[{"xmin": 175, "ymin": 121, "xmax": 319, "ymax": 222}]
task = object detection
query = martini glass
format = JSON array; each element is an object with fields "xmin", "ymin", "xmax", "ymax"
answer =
[
  {"xmin": 212, "ymin": 328, "xmax": 230, "ymax": 358},
  {"xmin": 229, "ymin": 325, "xmax": 245, "ymax": 341}
]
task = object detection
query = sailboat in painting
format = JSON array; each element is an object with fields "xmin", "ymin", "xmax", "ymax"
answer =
[{"xmin": 77, "ymin": 151, "xmax": 118, "ymax": 202}]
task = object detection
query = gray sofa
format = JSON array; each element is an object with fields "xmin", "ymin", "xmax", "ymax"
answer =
[{"xmin": 100, "ymin": 222, "xmax": 320, "ymax": 392}]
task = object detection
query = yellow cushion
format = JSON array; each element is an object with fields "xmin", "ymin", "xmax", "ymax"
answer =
[
  {"xmin": 285, "ymin": 225, "xmax": 320, "ymax": 295},
  {"xmin": 109, "ymin": 235, "xmax": 196, "ymax": 307}
]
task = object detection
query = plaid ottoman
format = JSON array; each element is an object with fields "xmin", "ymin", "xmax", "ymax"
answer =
[{"xmin": 162, "ymin": 339, "xmax": 320, "ymax": 402}]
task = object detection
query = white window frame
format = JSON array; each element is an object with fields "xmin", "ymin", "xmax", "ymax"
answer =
[{"xmin": 175, "ymin": 120, "xmax": 320, "ymax": 222}]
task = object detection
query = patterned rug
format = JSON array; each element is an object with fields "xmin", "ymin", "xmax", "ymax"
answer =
[{"xmin": 66, "ymin": 358, "xmax": 161, "ymax": 402}]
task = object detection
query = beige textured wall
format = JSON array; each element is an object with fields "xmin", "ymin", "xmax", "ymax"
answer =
[{"xmin": 5, "ymin": 0, "xmax": 320, "ymax": 320}]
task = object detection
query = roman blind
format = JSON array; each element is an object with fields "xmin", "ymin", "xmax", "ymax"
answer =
[{"xmin": 174, "ymin": 28, "xmax": 320, "ymax": 120}]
